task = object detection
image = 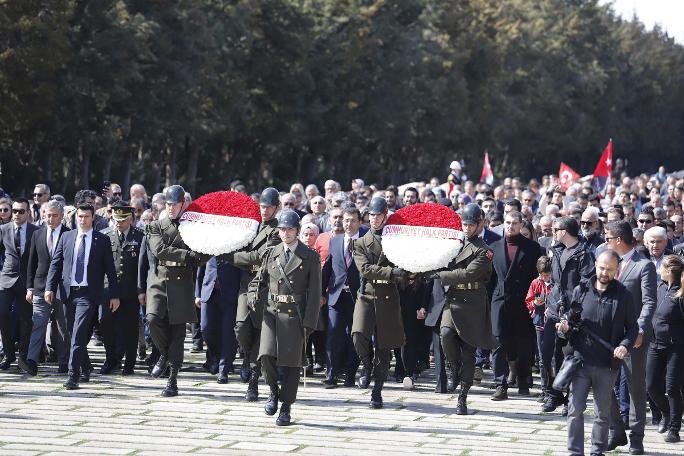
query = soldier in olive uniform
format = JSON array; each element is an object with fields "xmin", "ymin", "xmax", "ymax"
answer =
[
  {"xmin": 146, "ymin": 185, "xmax": 209, "ymax": 397},
  {"xmin": 221, "ymin": 187, "xmax": 281, "ymax": 401},
  {"xmin": 352, "ymin": 197, "xmax": 406, "ymax": 409},
  {"xmin": 431, "ymin": 203, "xmax": 495, "ymax": 415},
  {"xmin": 100, "ymin": 201, "xmax": 145, "ymax": 375},
  {"xmin": 253, "ymin": 210, "xmax": 321, "ymax": 426}
]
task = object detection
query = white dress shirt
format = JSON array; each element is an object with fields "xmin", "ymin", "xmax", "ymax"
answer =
[
  {"xmin": 46, "ymin": 225, "xmax": 62, "ymax": 256},
  {"xmin": 71, "ymin": 229, "xmax": 93, "ymax": 286},
  {"xmin": 13, "ymin": 222, "xmax": 28, "ymax": 255}
]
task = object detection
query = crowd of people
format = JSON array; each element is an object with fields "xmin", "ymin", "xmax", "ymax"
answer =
[{"xmin": 1, "ymin": 162, "xmax": 684, "ymax": 453}]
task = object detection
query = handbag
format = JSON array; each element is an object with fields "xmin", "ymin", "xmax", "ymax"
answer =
[{"xmin": 553, "ymin": 352, "xmax": 583, "ymax": 391}]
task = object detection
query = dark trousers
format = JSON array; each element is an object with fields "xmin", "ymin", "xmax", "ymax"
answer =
[
  {"xmin": 646, "ymin": 343, "xmax": 684, "ymax": 432},
  {"xmin": 0, "ymin": 282, "xmax": 32, "ymax": 360},
  {"xmin": 326, "ymin": 291, "xmax": 359, "ymax": 379},
  {"xmin": 540, "ymin": 318, "xmax": 565, "ymax": 399},
  {"xmin": 67, "ymin": 290, "xmax": 99, "ymax": 376},
  {"xmin": 430, "ymin": 325, "xmax": 447, "ymax": 393},
  {"xmin": 100, "ymin": 297, "xmax": 139, "ymax": 368},
  {"xmin": 353, "ymin": 332, "xmax": 391, "ymax": 384},
  {"xmin": 191, "ymin": 305, "xmax": 203, "ymax": 349},
  {"xmin": 261, "ymin": 355, "xmax": 300, "ymax": 404},
  {"xmin": 492, "ymin": 324, "xmax": 535, "ymax": 388},
  {"xmin": 307, "ymin": 327, "xmax": 326, "ymax": 366},
  {"xmin": 609, "ymin": 343, "xmax": 648, "ymax": 441},
  {"xmin": 400, "ymin": 299, "xmax": 423, "ymax": 378},
  {"xmin": 200, "ymin": 290, "xmax": 238, "ymax": 375},
  {"xmin": 147, "ymin": 313, "xmax": 185, "ymax": 367},
  {"xmin": 235, "ymin": 315, "xmax": 260, "ymax": 368}
]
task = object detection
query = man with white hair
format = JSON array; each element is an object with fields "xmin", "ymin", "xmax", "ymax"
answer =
[
  {"xmin": 129, "ymin": 184, "xmax": 148, "ymax": 203},
  {"xmin": 580, "ymin": 207, "xmax": 603, "ymax": 251},
  {"xmin": 644, "ymin": 226, "xmax": 671, "ymax": 278},
  {"xmin": 324, "ymin": 180, "xmax": 341, "ymax": 199}
]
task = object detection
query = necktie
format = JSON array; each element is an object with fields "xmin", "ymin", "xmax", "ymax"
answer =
[
  {"xmin": 285, "ymin": 248, "xmax": 291, "ymax": 264},
  {"xmin": 47, "ymin": 228, "xmax": 54, "ymax": 256},
  {"xmin": 75, "ymin": 234, "xmax": 86, "ymax": 284},
  {"xmin": 119, "ymin": 231, "xmax": 125, "ymax": 245},
  {"xmin": 345, "ymin": 238, "xmax": 352, "ymax": 268},
  {"xmin": 14, "ymin": 226, "xmax": 21, "ymax": 255}
]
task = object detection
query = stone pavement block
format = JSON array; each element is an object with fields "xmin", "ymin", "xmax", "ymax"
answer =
[
  {"xmin": 0, "ymin": 450, "xmax": 41, "ymax": 456},
  {"xmin": 0, "ymin": 444, "xmax": 132, "ymax": 454},
  {"xmin": 230, "ymin": 441, "xmax": 299, "ymax": 452},
  {"xmin": 67, "ymin": 432, "xmax": 227, "ymax": 448}
]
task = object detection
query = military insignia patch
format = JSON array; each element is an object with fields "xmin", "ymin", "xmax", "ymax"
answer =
[{"xmin": 486, "ymin": 250, "xmax": 494, "ymax": 260}]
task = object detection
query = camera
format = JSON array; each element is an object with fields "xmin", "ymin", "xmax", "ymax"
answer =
[{"xmin": 557, "ymin": 301, "xmax": 583, "ymax": 340}]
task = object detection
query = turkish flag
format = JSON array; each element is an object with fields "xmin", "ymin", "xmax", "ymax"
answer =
[
  {"xmin": 592, "ymin": 139, "xmax": 613, "ymax": 191},
  {"xmin": 558, "ymin": 162, "xmax": 580, "ymax": 191},
  {"xmin": 480, "ymin": 151, "xmax": 494, "ymax": 185}
]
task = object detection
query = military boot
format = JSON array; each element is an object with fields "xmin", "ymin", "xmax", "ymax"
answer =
[
  {"xmin": 446, "ymin": 363, "xmax": 459, "ymax": 393},
  {"xmin": 245, "ymin": 366, "xmax": 260, "ymax": 401},
  {"xmin": 264, "ymin": 389, "xmax": 279, "ymax": 416},
  {"xmin": 357, "ymin": 361, "xmax": 372, "ymax": 389},
  {"xmin": 455, "ymin": 383, "xmax": 470, "ymax": 415},
  {"xmin": 369, "ymin": 381, "xmax": 384, "ymax": 409},
  {"xmin": 161, "ymin": 365, "xmax": 179, "ymax": 397}
]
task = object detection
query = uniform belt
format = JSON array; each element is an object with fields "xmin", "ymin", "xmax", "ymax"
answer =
[
  {"xmin": 454, "ymin": 282, "xmax": 480, "ymax": 290},
  {"xmin": 159, "ymin": 260, "xmax": 186, "ymax": 267},
  {"xmin": 269, "ymin": 293, "xmax": 304, "ymax": 303},
  {"xmin": 250, "ymin": 265, "xmax": 260, "ymax": 273},
  {"xmin": 71, "ymin": 285, "xmax": 88, "ymax": 291},
  {"xmin": 371, "ymin": 280, "xmax": 390, "ymax": 284}
]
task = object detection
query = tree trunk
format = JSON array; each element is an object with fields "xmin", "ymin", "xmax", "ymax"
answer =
[
  {"xmin": 185, "ymin": 135, "xmax": 198, "ymax": 194},
  {"xmin": 165, "ymin": 140, "xmax": 176, "ymax": 187},
  {"xmin": 122, "ymin": 147, "xmax": 133, "ymax": 195},
  {"xmin": 79, "ymin": 139, "xmax": 90, "ymax": 189}
]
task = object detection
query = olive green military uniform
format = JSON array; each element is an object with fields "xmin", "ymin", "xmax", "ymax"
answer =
[
  {"xmin": 224, "ymin": 218, "xmax": 280, "ymax": 368},
  {"xmin": 352, "ymin": 229, "xmax": 405, "ymax": 387},
  {"xmin": 255, "ymin": 241, "xmax": 320, "ymax": 404},
  {"xmin": 437, "ymin": 235, "xmax": 494, "ymax": 387},
  {"xmin": 145, "ymin": 217, "xmax": 206, "ymax": 368},
  {"xmin": 101, "ymin": 225, "xmax": 144, "ymax": 371}
]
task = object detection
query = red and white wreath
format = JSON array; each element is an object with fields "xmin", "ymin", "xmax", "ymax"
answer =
[
  {"xmin": 382, "ymin": 204, "xmax": 465, "ymax": 273},
  {"xmin": 178, "ymin": 191, "xmax": 261, "ymax": 256}
]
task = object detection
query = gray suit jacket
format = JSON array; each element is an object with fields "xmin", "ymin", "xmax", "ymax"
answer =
[
  {"xmin": 0, "ymin": 222, "xmax": 39, "ymax": 290},
  {"xmin": 617, "ymin": 250, "xmax": 657, "ymax": 341}
]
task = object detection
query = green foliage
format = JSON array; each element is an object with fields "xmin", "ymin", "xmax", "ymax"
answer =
[{"xmin": 1, "ymin": 0, "xmax": 683, "ymax": 197}]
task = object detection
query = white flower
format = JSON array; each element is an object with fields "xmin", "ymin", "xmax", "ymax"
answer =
[
  {"xmin": 382, "ymin": 234, "xmax": 464, "ymax": 273},
  {"xmin": 179, "ymin": 217, "xmax": 258, "ymax": 255}
]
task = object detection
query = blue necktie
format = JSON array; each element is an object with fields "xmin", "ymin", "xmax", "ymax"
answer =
[{"xmin": 75, "ymin": 234, "xmax": 86, "ymax": 283}]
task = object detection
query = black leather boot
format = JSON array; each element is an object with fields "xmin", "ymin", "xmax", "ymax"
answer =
[
  {"xmin": 446, "ymin": 363, "xmax": 459, "ymax": 393},
  {"xmin": 161, "ymin": 365, "xmax": 179, "ymax": 397},
  {"xmin": 357, "ymin": 361, "xmax": 372, "ymax": 389},
  {"xmin": 264, "ymin": 389, "xmax": 279, "ymax": 416},
  {"xmin": 245, "ymin": 366, "xmax": 259, "ymax": 401},
  {"xmin": 276, "ymin": 402, "xmax": 292, "ymax": 426},
  {"xmin": 369, "ymin": 381, "xmax": 384, "ymax": 409},
  {"xmin": 151, "ymin": 355, "xmax": 168, "ymax": 378},
  {"xmin": 455, "ymin": 383, "xmax": 470, "ymax": 415}
]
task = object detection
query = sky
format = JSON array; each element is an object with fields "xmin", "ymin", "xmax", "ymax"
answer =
[{"xmin": 601, "ymin": 0, "xmax": 684, "ymax": 43}]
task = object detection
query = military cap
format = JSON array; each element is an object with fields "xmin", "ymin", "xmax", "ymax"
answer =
[
  {"xmin": 111, "ymin": 200, "xmax": 134, "ymax": 221},
  {"xmin": 277, "ymin": 209, "xmax": 300, "ymax": 229}
]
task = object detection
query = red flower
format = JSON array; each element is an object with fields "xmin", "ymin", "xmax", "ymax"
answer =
[
  {"xmin": 185, "ymin": 191, "xmax": 261, "ymax": 222},
  {"xmin": 386, "ymin": 203, "xmax": 462, "ymax": 231}
]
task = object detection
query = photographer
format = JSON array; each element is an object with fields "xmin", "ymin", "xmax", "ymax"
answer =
[{"xmin": 557, "ymin": 250, "xmax": 638, "ymax": 456}]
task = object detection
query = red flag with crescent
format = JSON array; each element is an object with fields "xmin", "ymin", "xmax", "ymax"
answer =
[{"xmin": 558, "ymin": 162, "xmax": 580, "ymax": 191}]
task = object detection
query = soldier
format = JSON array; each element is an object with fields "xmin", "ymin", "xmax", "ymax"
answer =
[
  {"xmin": 146, "ymin": 185, "xmax": 208, "ymax": 397},
  {"xmin": 254, "ymin": 210, "xmax": 321, "ymax": 426},
  {"xmin": 352, "ymin": 197, "xmax": 406, "ymax": 409},
  {"xmin": 221, "ymin": 187, "xmax": 281, "ymax": 401},
  {"xmin": 100, "ymin": 201, "xmax": 145, "ymax": 375},
  {"xmin": 430, "ymin": 203, "xmax": 494, "ymax": 415}
]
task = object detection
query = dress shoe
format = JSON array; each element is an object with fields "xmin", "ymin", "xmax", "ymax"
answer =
[
  {"xmin": 18, "ymin": 358, "xmax": 38, "ymax": 376},
  {"xmin": 217, "ymin": 372, "xmax": 228, "ymax": 384},
  {"xmin": 491, "ymin": 386, "xmax": 508, "ymax": 401},
  {"xmin": 322, "ymin": 377, "xmax": 338, "ymax": 389},
  {"xmin": 369, "ymin": 389, "xmax": 383, "ymax": 409},
  {"xmin": 606, "ymin": 431, "xmax": 628, "ymax": 451},
  {"xmin": 58, "ymin": 364, "xmax": 68, "ymax": 374},
  {"xmin": 343, "ymin": 373, "xmax": 356, "ymax": 388},
  {"xmin": 542, "ymin": 397, "xmax": 562, "ymax": 413},
  {"xmin": 161, "ymin": 365, "xmax": 179, "ymax": 397},
  {"xmin": 658, "ymin": 416, "xmax": 670, "ymax": 433},
  {"xmin": 264, "ymin": 393, "xmax": 279, "ymax": 416},
  {"xmin": 99, "ymin": 361, "xmax": 121, "ymax": 375},
  {"xmin": 276, "ymin": 403, "xmax": 292, "ymax": 426},
  {"xmin": 63, "ymin": 376, "xmax": 79, "ymax": 390},
  {"xmin": 151, "ymin": 355, "xmax": 168, "ymax": 378},
  {"xmin": 122, "ymin": 366, "xmax": 135, "ymax": 376},
  {"xmin": 239, "ymin": 359, "xmax": 251, "ymax": 383},
  {"xmin": 0, "ymin": 356, "xmax": 15, "ymax": 370},
  {"xmin": 628, "ymin": 442, "xmax": 644, "ymax": 455},
  {"xmin": 664, "ymin": 429, "xmax": 680, "ymax": 443}
]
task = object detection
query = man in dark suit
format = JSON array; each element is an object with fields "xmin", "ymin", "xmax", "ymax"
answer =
[
  {"xmin": 489, "ymin": 211, "xmax": 543, "ymax": 400},
  {"xmin": 99, "ymin": 202, "xmax": 144, "ymax": 375},
  {"xmin": 23, "ymin": 200, "xmax": 70, "ymax": 375},
  {"xmin": 604, "ymin": 221, "xmax": 657, "ymax": 455},
  {"xmin": 195, "ymin": 257, "xmax": 241, "ymax": 383},
  {"xmin": 321, "ymin": 207, "xmax": 367, "ymax": 388},
  {"xmin": 46, "ymin": 202, "xmax": 120, "ymax": 390},
  {"xmin": 0, "ymin": 197, "xmax": 39, "ymax": 369}
]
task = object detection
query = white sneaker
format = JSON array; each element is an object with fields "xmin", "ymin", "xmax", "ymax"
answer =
[{"xmin": 402, "ymin": 376, "xmax": 415, "ymax": 390}]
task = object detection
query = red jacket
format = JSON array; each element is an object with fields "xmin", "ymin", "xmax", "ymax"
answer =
[{"xmin": 525, "ymin": 277, "xmax": 552, "ymax": 313}]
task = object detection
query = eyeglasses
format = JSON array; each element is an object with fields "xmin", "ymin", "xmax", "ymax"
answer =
[
  {"xmin": 282, "ymin": 202, "xmax": 295, "ymax": 207},
  {"xmin": 605, "ymin": 236, "xmax": 620, "ymax": 242},
  {"xmin": 637, "ymin": 219, "xmax": 653, "ymax": 224},
  {"xmin": 580, "ymin": 220, "xmax": 594, "ymax": 226},
  {"xmin": 552, "ymin": 228, "xmax": 564, "ymax": 233},
  {"xmin": 12, "ymin": 209, "xmax": 27, "ymax": 215}
]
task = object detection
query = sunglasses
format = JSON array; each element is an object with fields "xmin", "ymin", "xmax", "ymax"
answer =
[
  {"xmin": 637, "ymin": 219, "xmax": 653, "ymax": 224},
  {"xmin": 12, "ymin": 209, "xmax": 27, "ymax": 214},
  {"xmin": 33, "ymin": 193, "xmax": 44, "ymax": 197},
  {"xmin": 605, "ymin": 236, "xmax": 620, "ymax": 241},
  {"xmin": 580, "ymin": 220, "xmax": 594, "ymax": 226},
  {"xmin": 112, "ymin": 192, "xmax": 122, "ymax": 196},
  {"xmin": 552, "ymin": 227, "xmax": 564, "ymax": 233}
]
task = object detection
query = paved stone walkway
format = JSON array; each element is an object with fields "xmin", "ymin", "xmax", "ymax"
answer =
[{"xmin": 0, "ymin": 336, "xmax": 681, "ymax": 455}]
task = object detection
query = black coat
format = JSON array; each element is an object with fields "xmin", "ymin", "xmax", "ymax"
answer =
[
  {"xmin": 489, "ymin": 235, "xmax": 543, "ymax": 340},
  {"xmin": 549, "ymin": 240, "xmax": 595, "ymax": 317}
]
